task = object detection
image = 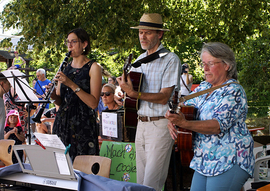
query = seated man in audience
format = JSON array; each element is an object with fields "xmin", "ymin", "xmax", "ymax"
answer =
[{"xmin": 36, "ymin": 106, "xmax": 58, "ymax": 134}]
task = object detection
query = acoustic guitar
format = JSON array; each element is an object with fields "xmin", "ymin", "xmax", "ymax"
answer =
[
  {"xmin": 122, "ymin": 54, "xmax": 143, "ymax": 127},
  {"xmin": 169, "ymin": 91, "xmax": 197, "ymax": 166}
]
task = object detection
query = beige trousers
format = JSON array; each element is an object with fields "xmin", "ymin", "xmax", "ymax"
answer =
[{"xmin": 135, "ymin": 118, "xmax": 174, "ymax": 191}]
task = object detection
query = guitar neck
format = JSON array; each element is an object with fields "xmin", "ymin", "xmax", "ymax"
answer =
[{"xmin": 123, "ymin": 53, "xmax": 133, "ymax": 82}]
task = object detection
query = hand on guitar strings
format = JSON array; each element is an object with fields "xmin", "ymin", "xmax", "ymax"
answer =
[
  {"xmin": 165, "ymin": 110, "xmax": 187, "ymax": 140},
  {"xmin": 116, "ymin": 74, "xmax": 135, "ymax": 98}
]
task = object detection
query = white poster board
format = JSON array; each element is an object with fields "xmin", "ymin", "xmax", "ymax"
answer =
[{"xmin": 101, "ymin": 112, "xmax": 118, "ymax": 138}]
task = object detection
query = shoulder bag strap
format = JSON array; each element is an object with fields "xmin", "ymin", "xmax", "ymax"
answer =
[{"xmin": 181, "ymin": 75, "xmax": 192, "ymax": 93}]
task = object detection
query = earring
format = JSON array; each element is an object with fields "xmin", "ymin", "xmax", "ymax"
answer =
[{"xmin": 83, "ymin": 48, "xmax": 85, "ymax": 52}]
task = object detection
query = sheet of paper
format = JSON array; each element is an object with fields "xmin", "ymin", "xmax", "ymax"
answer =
[
  {"xmin": 55, "ymin": 153, "xmax": 70, "ymax": 175},
  {"xmin": 34, "ymin": 133, "xmax": 66, "ymax": 149},
  {"xmin": 2, "ymin": 69, "xmax": 39, "ymax": 102}
]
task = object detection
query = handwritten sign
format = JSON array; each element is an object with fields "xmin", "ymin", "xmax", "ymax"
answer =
[
  {"xmin": 101, "ymin": 112, "xmax": 118, "ymax": 138},
  {"xmin": 100, "ymin": 141, "xmax": 136, "ymax": 183}
]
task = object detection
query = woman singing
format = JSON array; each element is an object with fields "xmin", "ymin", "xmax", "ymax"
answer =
[{"xmin": 51, "ymin": 28, "xmax": 102, "ymax": 161}]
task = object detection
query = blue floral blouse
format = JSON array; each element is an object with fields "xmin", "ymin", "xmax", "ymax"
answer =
[{"xmin": 185, "ymin": 79, "xmax": 254, "ymax": 177}]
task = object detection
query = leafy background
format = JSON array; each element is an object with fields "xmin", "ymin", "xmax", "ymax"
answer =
[{"xmin": 1, "ymin": 0, "xmax": 269, "ymax": 131}]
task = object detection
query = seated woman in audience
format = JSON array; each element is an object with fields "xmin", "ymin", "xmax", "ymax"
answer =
[{"xmin": 101, "ymin": 83, "xmax": 122, "ymax": 111}]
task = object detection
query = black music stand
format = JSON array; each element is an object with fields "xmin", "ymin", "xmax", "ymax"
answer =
[{"xmin": 1, "ymin": 69, "xmax": 49, "ymax": 144}]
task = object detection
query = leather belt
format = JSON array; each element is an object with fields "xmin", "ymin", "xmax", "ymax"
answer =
[{"xmin": 138, "ymin": 116, "xmax": 166, "ymax": 122}]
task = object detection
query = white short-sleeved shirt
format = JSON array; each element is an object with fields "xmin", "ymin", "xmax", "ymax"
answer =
[{"xmin": 131, "ymin": 44, "xmax": 181, "ymax": 117}]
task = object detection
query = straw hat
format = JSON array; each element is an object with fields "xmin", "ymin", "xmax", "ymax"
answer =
[{"xmin": 131, "ymin": 13, "xmax": 169, "ymax": 31}]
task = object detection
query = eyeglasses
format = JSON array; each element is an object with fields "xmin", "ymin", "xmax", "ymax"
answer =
[
  {"xmin": 65, "ymin": 39, "xmax": 81, "ymax": 46},
  {"xmin": 101, "ymin": 92, "xmax": 113, "ymax": 97},
  {"xmin": 200, "ymin": 61, "xmax": 224, "ymax": 68}
]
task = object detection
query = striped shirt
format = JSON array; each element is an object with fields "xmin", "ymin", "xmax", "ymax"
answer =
[{"xmin": 131, "ymin": 44, "xmax": 181, "ymax": 117}]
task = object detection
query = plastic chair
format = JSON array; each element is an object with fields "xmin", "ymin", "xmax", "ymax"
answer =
[
  {"xmin": 243, "ymin": 145, "xmax": 270, "ymax": 191},
  {"xmin": 0, "ymin": 139, "xmax": 15, "ymax": 167},
  {"xmin": 73, "ymin": 155, "xmax": 111, "ymax": 178}
]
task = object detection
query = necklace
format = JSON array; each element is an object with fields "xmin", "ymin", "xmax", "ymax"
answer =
[{"xmin": 108, "ymin": 103, "xmax": 119, "ymax": 110}]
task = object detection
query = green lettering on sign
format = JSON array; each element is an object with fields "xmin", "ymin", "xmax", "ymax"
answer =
[{"xmin": 100, "ymin": 141, "xmax": 136, "ymax": 183}]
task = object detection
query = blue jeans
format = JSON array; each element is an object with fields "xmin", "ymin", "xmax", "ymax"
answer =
[{"xmin": 190, "ymin": 164, "xmax": 250, "ymax": 191}]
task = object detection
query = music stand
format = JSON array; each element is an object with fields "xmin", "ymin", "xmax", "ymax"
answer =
[{"xmin": 1, "ymin": 69, "xmax": 49, "ymax": 144}]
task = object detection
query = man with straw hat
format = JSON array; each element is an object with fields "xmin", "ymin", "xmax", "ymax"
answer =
[{"xmin": 117, "ymin": 13, "xmax": 181, "ymax": 190}]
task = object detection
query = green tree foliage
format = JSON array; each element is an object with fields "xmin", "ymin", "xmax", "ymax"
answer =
[
  {"xmin": 1, "ymin": 0, "xmax": 269, "ymax": 101},
  {"xmin": 237, "ymin": 28, "xmax": 270, "ymax": 103}
]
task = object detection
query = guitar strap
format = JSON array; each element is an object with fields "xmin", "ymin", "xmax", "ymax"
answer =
[
  {"xmin": 132, "ymin": 48, "xmax": 169, "ymax": 68},
  {"xmin": 179, "ymin": 81, "xmax": 238, "ymax": 103}
]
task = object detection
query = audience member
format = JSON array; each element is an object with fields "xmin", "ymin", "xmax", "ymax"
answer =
[
  {"xmin": 0, "ymin": 72, "xmax": 11, "ymax": 139},
  {"xmin": 3, "ymin": 87, "xmax": 27, "ymax": 133},
  {"xmin": 95, "ymin": 78, "xmax": 108, "ymax": 120},
  {"xmin": 4, "ymin": 110, "xmax": 25, "ymax": 163},
  {"xmin": 34, "ymin": 69, "xmax": 51, "ymax": 111},
  {"xmin": 9, "ymin": 51, "xmax": 26, "ymax": 69},
  {"xmin": 180, "ymin": 63, "xmax": 193, "ymax": 96},
  {"xmin": 101, "ymin": 83, "xmax": 122, "ymax": 110},
  {"xmin": 36, "ymin": 106, "xmax": 58, "ymax": 134},
  {"xmin": 108, "ymin": 76, "xmax": 118, "ymax": 86}
]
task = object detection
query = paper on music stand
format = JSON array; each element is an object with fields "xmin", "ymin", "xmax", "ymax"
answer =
[
  {"xmin": 34, "ymin": 133, "xmax": 70, "ymax": 175},
  {"xmin": 1, "ymin": 69, "xmax": 39, "ymax": 102},
  {"xmin": 34, "ymin": 133, "xmax": 66, "ymax": 149}
]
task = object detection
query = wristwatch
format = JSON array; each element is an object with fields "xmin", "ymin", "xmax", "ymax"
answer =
[{"xmin": 74, "ymin": 87, "xmax": 81, "ymax": 93}]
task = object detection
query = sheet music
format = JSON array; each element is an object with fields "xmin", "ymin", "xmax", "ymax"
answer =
[
  {"xmin": 34, "ymin": 133, "xmax": 69, "ymax": 175},
  {"xmin": 1, "ymin": 69, "xmax": 39, "ymax": 102},
  {"xmin": 34, "ymin": 133, "xmax": 66, "ymax": 149}
]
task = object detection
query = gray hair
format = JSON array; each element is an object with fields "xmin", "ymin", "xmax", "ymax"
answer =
[
  {"xmin": 102, "ymin": 83, "xmax": 116, "ymax": 94},
  {"xmin": 36, "ymin": 68, "xmax": 46, "ymax": 77},
  {"xmin": 200, "ymin": 42, "xmax": 237, "ymax": 80}
]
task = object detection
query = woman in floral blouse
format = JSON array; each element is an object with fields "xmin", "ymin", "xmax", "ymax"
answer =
[{"xmin": 165, "ymin": 42, "xmax": 254, "ymax": 191}]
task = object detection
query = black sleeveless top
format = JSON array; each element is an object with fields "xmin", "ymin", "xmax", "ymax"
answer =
[{"xmin": 53, "ymin": 61, "xmax": 99, "ymax": 161}]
